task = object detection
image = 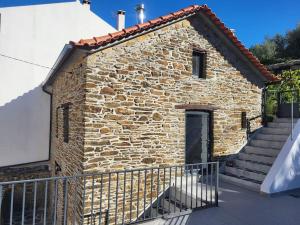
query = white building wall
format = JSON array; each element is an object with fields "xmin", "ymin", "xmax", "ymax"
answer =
[
  {"xmin": 261, "ymin": 120, "xmax": 300, "ymax": 194},
  {"xmin": 0, "ymin": 0, "xmax": 116, "ymax": 167}
]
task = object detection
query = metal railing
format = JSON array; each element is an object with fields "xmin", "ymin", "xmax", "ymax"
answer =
[
  {"xmin": 0, "ymin": 162, "xmax": 219, "ymax": 225},
  {"xmin": 263, "ymin": 89, "xmax": 300, "ymax": 140},
  {"xmin": 246, "ymin": 115, "xmax": 262, "ymax": 140}
]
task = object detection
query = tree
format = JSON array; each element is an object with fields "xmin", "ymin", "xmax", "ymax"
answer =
[
  {"xmin": 249, "ymin": 39, "xmax": 278, "ymax": 64},
  {"xmin": 285, "ymin": 24, "xmax": 300, "ymax": 59},
  {"xmin": 250, "ymin": 24, "xmax": 300, "ymax": 65}
]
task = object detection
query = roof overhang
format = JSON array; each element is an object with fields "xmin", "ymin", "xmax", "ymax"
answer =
[{"xmin": 42, "ymin": 44, "xmax": 87, "ymax": 94}]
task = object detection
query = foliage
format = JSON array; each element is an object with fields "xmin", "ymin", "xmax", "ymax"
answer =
[
  {"xmin": 250, "ymin": 39, "xmax": 277, "ymax": 64},
  {"xmin": 265, "ymin": 70, "xmax": 300, "ymax": 117},
  {"xmin": 249, "ymin": 24, "xmax": 300, "ymax": 65}
]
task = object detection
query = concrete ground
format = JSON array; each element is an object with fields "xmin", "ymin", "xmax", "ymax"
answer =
[{"xmin": 142, "ymin": 181, "xmax": 300, "ymax": 225}]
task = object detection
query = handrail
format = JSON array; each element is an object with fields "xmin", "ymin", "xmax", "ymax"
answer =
[{"xmin": 246, "ymin": 115, "xmax": 262, "ymax": 140}]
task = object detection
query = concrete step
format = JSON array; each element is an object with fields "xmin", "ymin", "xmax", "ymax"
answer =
[
  {"xmin": 169, "ymin": 177, "xmax": 215, "ymax": 208},
  {"xmin": 255, "ymin": 133, "xmax": 289, "ymax": 142},
  {"xmin": 234, "ymin": 159, "xmax": 271, "ymax": 174},
  {"xmin": 238, "ymin": 152, "xmax": 275, "ymax": 165},
  {"xmin": 224, "ymin": 166, "xmax": 266, "ymax": 183},
  {"xmin": 250, "ymin": 139, "xmax": 284, "ymax": 149},
  {"xmin": 220, "ymin": 174, "xmax": 260, "ymax": 192},
  {"xmin": 160, "ymin": 198, "xmax": 181, "ymax": 214},
  {"xmin": 268, "ymin": 122, "xmax": 296, "ymax": 128},
  {"xmin": 274, "ymin": 118, "xmax": 299, "ymax": 123},
  {"xmin": 244, "ymin": 146, "xmax": 280, "ymax": 157},
  {"xmin": 260, "ymin": 127, "xmax": 291, "ymax": 135}
]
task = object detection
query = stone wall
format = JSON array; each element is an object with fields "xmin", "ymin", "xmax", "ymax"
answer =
[
  {"xmin": 50, "ymin": 58, "xmax": 88, "ymax": 225},
  {"xmin": 49, "ymin": 14, "xmax": 265, "ymax": 225},
  {"xmin": 83, "ymin": 15, "xmax": 263, "ymax": 173},
  {"xmin": 0, "ymin": 164, "xmax": 50, "ymax": 225}
]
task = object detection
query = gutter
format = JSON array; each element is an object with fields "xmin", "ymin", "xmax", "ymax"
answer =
[{"xmin": 41, "ymin": 44, "xmax": 76, "ymax": 168}]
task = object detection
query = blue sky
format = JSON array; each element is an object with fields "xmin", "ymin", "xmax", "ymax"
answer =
[{"xmin": 1, "ymin": 0, "xmax": 300, "ymax": 47}]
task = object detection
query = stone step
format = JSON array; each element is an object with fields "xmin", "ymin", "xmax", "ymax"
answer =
[
  {"xmin": 220, "ymin": 174, "xmax": 260, "ymax": 192},
  {"xmin": 250, "ymin": 139, "xmax": 284, "ymax": 149},
  {"xmin": 268, "ymin": 122, "xmax": 296, "ymax": 128},
  {"xmin": 160, "ymin": 198, "xmax": 182, "ymax": 214},
  {"xmin": 224, "ymin": 166, "xmax": 266, "ymax": 183},
  {"xmin": 260, "ymin": 127, "xmax": 291, "ymax": 135},
  {"xmin": 244, "ymin": 146, "xmax": 280, "ymax": 157},
  {"xmin": 255, "ymin": 133, "xmax": 289, "ymax": 142},
  {"xmin": 274, "ymin": 118, "xmax": 299, "ymax": 123},
  {"xmin": 234, "ymin": 159, "xmax": 271, "ymax": 174},
  {"xmin": 169, "ymin": 178, "xmax": 215, "ymax": 208},
  {"xmin": 238, "ymin": 152, "xmax": 275, "ymax": 165}
]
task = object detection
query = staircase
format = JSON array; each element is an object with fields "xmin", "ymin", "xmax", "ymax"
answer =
[
  {"xmin": 220, "ymin": 117, "xmax": 297, "ymax": 191},
  {"xmin": 144, "ymin": 174, "xmax": 217, "ymax": 219}
]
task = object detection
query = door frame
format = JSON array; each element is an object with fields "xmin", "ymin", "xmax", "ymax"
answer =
[{"xmin": 184, "ymin": 110, "xmax": 214, "ymax": 165}]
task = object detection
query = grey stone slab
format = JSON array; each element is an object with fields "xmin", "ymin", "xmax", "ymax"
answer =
[{"xmin": 142, "ymin": 181, "xmax": 300, "ymax": 225}]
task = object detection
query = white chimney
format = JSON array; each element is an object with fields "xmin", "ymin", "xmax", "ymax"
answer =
[
  {"xmin": 117, "ymin": 10, "xmax": 126, "ymax": 31},
  {"xmin": 82, "ymin": 0, "xmax": 91, "ymax": 10},
  {"xmin": 136, "ymin": 4, "xmax": 145, "ymax": 24},
  {"xmin": 230, "ymin": 29, "xmax": 236, "ymax": 36}
]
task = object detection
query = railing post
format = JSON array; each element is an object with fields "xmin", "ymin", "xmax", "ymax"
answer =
[
  {"xmin": 246, "ymin": 119, "xmax": 251, "ymax": 140},
  {"xmin": 215, "ymin": 162, "xmax": 219, "ymax": 207},
  {"xmin": 0, "ymin": 185, "xmax": 2, "ymax": 222},
  {"xmin": 291, "ymin": 92, "xmax": 294, "ymax": 140},
  {"xmin": 262, "ymin": 88, "xmax": 266, "ymax": 126}
]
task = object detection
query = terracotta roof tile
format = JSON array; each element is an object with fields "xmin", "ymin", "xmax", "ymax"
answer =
[{"xmin": 70, "ymin": 5, "xmax": 278, "ymax": 82}]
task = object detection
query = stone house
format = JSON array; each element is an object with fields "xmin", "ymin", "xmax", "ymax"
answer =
[
  {"xmin": 43, "ymin": 4, "xmax": 277, "ymax": 177},
  {"xmin": 2, "ymin": 4, "xmax": 286, "ymax": 225}
]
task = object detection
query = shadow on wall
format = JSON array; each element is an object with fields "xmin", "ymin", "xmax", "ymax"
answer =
[
  {"xmin": 0, "ymin": 85, "xmax": 50, "ymax": 167},
  {"xmin": 190, "ymin": 15, "xmax": 265, "ymax": 88},
  {"xmin": 270, "ymin": 141, "xmax": 300, "ymax": 192}
]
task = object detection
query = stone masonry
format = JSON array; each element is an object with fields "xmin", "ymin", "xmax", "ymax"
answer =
[
  {"xmin": 49, "ymin": 14, "xmax": 265, "ymax": 225},
  {"xmin": 83, "ymin": 15, "xmax": 263, "ymax": 172}
]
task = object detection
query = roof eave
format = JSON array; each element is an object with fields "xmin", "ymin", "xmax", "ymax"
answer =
[{"xmin": 42, "ymin": 44, "xmax": 76, "ymax": 93}]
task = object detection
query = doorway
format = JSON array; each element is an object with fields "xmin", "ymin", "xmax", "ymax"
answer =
[{"xmin": 185, "ymin": 111, "xmax": 211, "ymax": 164}]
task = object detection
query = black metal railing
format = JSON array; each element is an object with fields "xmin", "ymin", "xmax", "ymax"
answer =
[
  {"xmin": 0, "ymin": 162, "xmax": 219, "ymax": 225},
  {"xmin": 246, "ymin": 115, "xmax": 262, "ymax": 140},
  {"xmin": 263, "ymin": 89, "xmax": 300, "ymax": 120}
]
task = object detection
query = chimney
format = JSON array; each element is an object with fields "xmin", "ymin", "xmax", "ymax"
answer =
[
  {"xmin": 230, "ymin": 29, "xmax": 236, "ymax": 36},
  {"xmin": 136, "ymin": 4, "xmax": 145, "ymax": 24},
  {"xmin": 82, "ymin": 0, "xmax": 91, "ymax": 10},
  {"xmin": 117, "ymin": 10, "xmax": 126, "ymax": 31}
]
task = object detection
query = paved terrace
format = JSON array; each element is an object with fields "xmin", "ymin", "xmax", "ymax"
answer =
[{"xmin": 144, "ymin": 181, "xmax": 300, "ymax": 225}]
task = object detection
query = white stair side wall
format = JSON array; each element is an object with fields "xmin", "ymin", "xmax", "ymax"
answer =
[{"xmin": 261, "ymin": 119, "xmax": 300, "ymax": 194}]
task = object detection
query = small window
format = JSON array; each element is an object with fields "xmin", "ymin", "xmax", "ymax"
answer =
[
  {"xmin": 62, "ymin": 105, "xmax": 70, "ymax": 143},
  {"xmin": 55, "ymin": 106, "xmax": 60, "ymax": 138},
  {"xmin": 192, "ymin": 50, "xmax": 206, "ymax": 78},
  {"xmin": 241, "ymin": 112, "xmax": 247, "ymax": 129}
]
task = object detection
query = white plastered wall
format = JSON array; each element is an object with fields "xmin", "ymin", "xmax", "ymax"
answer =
[
  {"xmin": 0, "ymin": 0, "xmax": 116, "ymax": 167},
  {"xmin": 261, "ymin": 120, "xmax": 300, "ymax": 194}
]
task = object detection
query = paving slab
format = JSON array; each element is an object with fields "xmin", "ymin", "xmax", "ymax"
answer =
[{"xmin": 142, "ymin": 181, "xmax": 300, "ymax": 225}]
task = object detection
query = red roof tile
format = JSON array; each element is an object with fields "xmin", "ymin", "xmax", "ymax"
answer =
[{"xmin": 70, "ymin": 5, "xmax": 278, "ymax": 82}]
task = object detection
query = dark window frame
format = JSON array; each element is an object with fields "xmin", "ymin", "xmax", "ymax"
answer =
[
  {"xmin": 241, "ymin": 112, "xmax": 247, "ymax": 129},
  {"xmin": 62, "ymin": 103, "xmax": 71, "ymax": 143},
  {"xmin": 192, "ymin": 50, "xmax": 207, "ymax": 79}
]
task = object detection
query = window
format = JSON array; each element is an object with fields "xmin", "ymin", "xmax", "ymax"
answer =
[
  {"xmin": 192, "ymin": 50, "xmax": 206, "ymax": 78},
  {"xmin": 62, "ymin": 104, "xmax": 70, "ymax": 143},
  {"xmin": 241, "ymin": 112, "xmax": 247, "ymax": 129},
  {"xmin": 56, "ymin": 106, "xmax": 60, "ymax": 138}
]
